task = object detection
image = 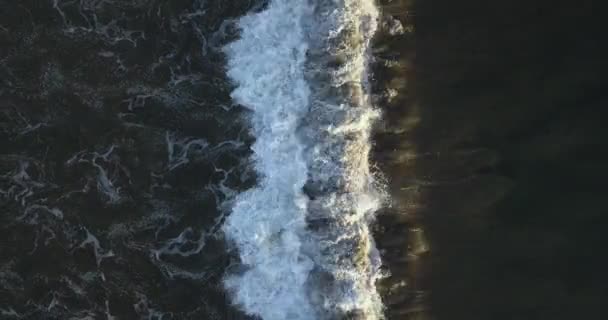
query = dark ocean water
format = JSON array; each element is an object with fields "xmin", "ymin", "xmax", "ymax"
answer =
[
  {"xmin": 0, "ymin": 0, "xmax": 254, "ymax": 318},
  {"xmin": 1, "ymin": 0, "xmax": 607, "ymax": 319}
]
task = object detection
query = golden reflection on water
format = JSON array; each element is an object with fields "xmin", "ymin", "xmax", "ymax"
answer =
[{"xmin": 373, "ymin": 1, "xmax": 432, "ymax": 317}]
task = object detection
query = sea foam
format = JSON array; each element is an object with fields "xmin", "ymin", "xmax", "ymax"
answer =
[{"xmin": 223, "ymin": 0, "xmax": 385, "ymax": 319}]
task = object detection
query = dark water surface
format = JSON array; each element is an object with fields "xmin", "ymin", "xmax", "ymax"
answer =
[
  {"xmin": 1, "ymin": 1, "xmax": 255, "ymax": 318},
  {"xmin": 373, "ymin": 0, "xmax": 608, "ymax": 319},
  {"xmin": 1, "ymin": 0, "xmax": 607, "ymax": 319}
]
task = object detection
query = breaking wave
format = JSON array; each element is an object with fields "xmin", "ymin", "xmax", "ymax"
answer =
[{"xmin": 222, "ymin": 0, "xmax": 385, "ymax": 319}]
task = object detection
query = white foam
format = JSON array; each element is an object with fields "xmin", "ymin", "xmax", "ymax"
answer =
[
  {"xmin": 223, "ymin": 0, "xmax": 385, "ymax": 319},
  {"xmin": 222, "ymin": 1, "xmax": 315, "ymax": 319}
]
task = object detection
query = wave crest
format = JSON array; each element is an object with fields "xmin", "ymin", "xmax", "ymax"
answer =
[{"xmin": 223, "ymin": 0, "xmax": 385, "ymax": 319}]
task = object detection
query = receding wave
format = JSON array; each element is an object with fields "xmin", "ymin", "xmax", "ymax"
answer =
[{"xmin": 222, "ymin": 0, "xmax": 385, "ymax": 319}]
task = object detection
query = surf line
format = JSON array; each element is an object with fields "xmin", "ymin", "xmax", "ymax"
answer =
[{"xmin": 222, "ymin": 1, "xmax": 386, "ymax": 319}]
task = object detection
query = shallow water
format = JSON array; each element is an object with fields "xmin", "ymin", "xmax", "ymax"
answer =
[{"xmin": 373, "ymin": 0, "xmax": 608, "ymax": 319}]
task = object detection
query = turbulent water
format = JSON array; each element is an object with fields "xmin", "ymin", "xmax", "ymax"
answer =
[
  {"xmin": 5, "ymin": 0, "xmax": 605, "ymax": 319},
  {"xmin": 222, "ymin": 0, "xmax": 386, "ymax": 319},
  {"xmin": 0, "ymin": 0, "xmax": 399, "ymax": 319}
]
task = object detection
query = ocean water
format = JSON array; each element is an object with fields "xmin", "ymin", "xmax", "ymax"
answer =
[
  {"xmin": 0, "ymin": 0, "xmax": 412, "ymax": 319},
  {"xmin": 5, "ymin": 0, "xmax": 605, "ymax": 319}
]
